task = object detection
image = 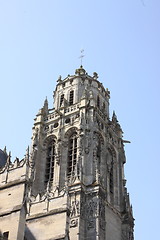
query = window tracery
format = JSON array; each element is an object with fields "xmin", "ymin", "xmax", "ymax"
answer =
[
  {"xmin": 45, "ymin": 140, "xmax": 56, "ymax": 185},
  {"xmin": 67, "ymin": 133, "xmax": 78, "ymax": 180},
  {"xmin": 69, "ymin": 90, "xmax": 74, "ymax": 105}
]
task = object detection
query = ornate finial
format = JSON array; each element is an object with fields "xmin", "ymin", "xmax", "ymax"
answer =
[
  {"xmin": 43, "ymin": 97, "xmax": 48, "ymax": 115},
  {"xmin": 44, "ymin": 96, "xmax": 48, "ymax": 106},
  {"xmin": 3, "ymin": 146, "xmax": 7, "ymax": 155},
  {"xmin": 25, "ymin": 146, "xmax": 30, "ymax": 161},
  {"xmin": 75, "ymin": 65, "xmax": 86, "ymax": 76},
  {"xmin": 7, "ymin": 151, "xmax": 11, "ymax": 164},
  {"xmin": 81, "ymin": 87, "xmax": 88, "ymax": 100},
  {"xmin": 79, "ymin": 49, "xmax": 85, "ymax": 66},
  {"xmin": 112, "ymin": 111, "xmax": 117, "ymax": 121},
  {"xmin": 93, "ymin": 72, "xmax": 98, "ymax": 80},
  {"xmin": 57, "ymin": 75, "xmax": 62, "ymax": 83},
  {"xmin": 44, "ymin": 96, "xmax": 48, "ymax": 105}
]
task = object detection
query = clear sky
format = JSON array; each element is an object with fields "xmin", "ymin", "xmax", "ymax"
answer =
[{"xmin": 0, "ymin": 0, "xmax": 160, "ymax": 239}]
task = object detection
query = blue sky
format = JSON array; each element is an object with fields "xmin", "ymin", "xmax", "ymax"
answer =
[{"xmin": 0, "ymin": 1, "xmax": 160, "ymax": 239}]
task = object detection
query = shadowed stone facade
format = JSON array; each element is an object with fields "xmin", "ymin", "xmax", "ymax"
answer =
[{"xmin": 0, "ymin": 66, "xmax": 134, "ymax": 240}]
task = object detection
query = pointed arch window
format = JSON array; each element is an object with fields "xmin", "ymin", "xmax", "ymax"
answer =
[
  {"xmin": 69, "ymin": 90, "xmax": 74, "ymax": 105},
  {"xmin": 67, "ymin": 133, "xmax": 77, "ymax": 180},
  {"xmin": 45, "ymin": 140, "xmax": 56, "ymax": 185}
]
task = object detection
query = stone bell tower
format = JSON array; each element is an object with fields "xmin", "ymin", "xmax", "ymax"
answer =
[{"xmin": 26, "ymin": 66, "xmax": 134, "ymax": 240}]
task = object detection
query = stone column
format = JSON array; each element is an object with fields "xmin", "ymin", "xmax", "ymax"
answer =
[
  {"xmin": 59, "ymin": 140, "xmax": 68, "ymax": 189},
  {"xmin": 52, "ymin": 139, "xmax": 61, "ymax": 190}
]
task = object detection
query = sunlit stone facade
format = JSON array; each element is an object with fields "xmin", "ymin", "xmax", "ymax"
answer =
[{"xmin": 0, "ymin": 66, "xmax": 134, "ymax": 240}]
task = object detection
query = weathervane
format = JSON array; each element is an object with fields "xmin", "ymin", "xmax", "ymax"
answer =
[{"xmin": 79, "ymin": 49, "xmax": 85, "ymax": 66}]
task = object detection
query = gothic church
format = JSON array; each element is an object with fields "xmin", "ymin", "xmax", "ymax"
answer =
[{"xmin": 0, "ymin": 66, "xmax": 134, "ymax": 240}]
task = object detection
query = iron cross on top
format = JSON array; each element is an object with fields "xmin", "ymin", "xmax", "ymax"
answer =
[{"xmin": 79, "ymin": 49, "xmax": 85, "ymax": 66}]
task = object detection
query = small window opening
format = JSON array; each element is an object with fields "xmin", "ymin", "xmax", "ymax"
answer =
[
  {"xmin": 103, "ymin": 102, "xmax": 106, "ymax": 111},
  {"xmin": 60, "ymin": 94, "xmax": 64, "ymax": 107},
  {"xmin": 69, "ymin": 90, "xmax": 74, "ymax": 105},
  {"xmin": 97, "ymin": 95, "xmax": 100, "ymax": 108},
  {"xmin": 3, "ymin": 232, "xmax": 9, "ymax": 240}
]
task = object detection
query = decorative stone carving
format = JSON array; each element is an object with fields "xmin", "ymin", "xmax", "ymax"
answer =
[
  {"xmin": 122, "ymin": 228, "xmax": 134, "ymax": 240},
  {"xmin": 93, "ymin": 72, "xmax": 98, "ymax": 80},
  {"xmin": 69, "ymin": 198, "xmax": 80, "ymax": 228},
  {"xmin": 89, "ymin": 90, "xmax": 94, "ymax": 99},
  {"xmin": 13, "ymin": 157, "xmax": 19, "ymax": 167},
  {"xmin": 87, "ymin": 219, "xmax": 94, "ymax": 229},
  {"xmin": 29, "ymin": 186, "xmax": 66, "ymax": 203},
  {"xmin": 87, "ymin": 200, "xmax": 97, "ymax": 218},
  {"xmin": 57, "ymin": 75, "xmax": 62, "ymax": 83},
  {"xmin": 70, "ymin": 200, "xmax": 80, "ymax": 217},
  {"xmin": 81, "ymin": 198, "xmax": 98, "ymax": 220},
  {"xmin": 55, "ymin": 139, "xmax": 62, "ymax": 164},
  {"xmin": 84, "ymin": 130, "xmax": 91, "ymax": 154},
  {"xmin": 93, "ymin": 132, "xmax": 104, "ymax": 182},
  {"xmin": 64, "ymin": 127, "xmax": 78, "ymax": 139},
  {"xmin": 70, "ymin": 218, "xmax": 78, "ymax": 228},
  {"xmin": 32, "ymin": 128, "xmax": 39, "ymax": 149}
]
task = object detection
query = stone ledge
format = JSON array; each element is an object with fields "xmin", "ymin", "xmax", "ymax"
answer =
[
  {"xmin": 0, "ymin": 205, "xmax": 22, "ymax": 217},
  {"xmin": 27, "ymin": 207, "xmax": 69, "ymax": 221},
  {"xmin": 0, "ymin": 179, "xmax": 26, "ymax": 189},
  {"xmin": 48, "ymin": 234, "xmax": 66, "ymax": 240}
]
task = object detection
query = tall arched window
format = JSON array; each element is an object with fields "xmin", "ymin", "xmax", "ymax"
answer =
[
  {"xmin": 45, "ymin": 140, "xmax": 56, "ymax": 185},
  {"xmin": 69, "ymin": 90, "xmax": 74, "ymax": 105},
  {"xmin": 107, "ymin": 148, "xmax": 115, "ymax": 197},
  {"xmin": 67, "ymin": 133, "xmax": 77, "ymax": 180},
  {"xmin": 108, "ymin": 149, "xmax": 114, "ymax": 194}
]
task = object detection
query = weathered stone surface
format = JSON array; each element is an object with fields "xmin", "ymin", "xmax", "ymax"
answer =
[{"xmin": 0, "ymin": 66, "xmax": 134, "ymax": 240}]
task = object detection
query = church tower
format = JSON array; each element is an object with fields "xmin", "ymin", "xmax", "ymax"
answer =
[
  {"xmin": 26, "ymin": 66, "xmax": 134, "ymax": 240},
  {"xmin": 0, "ymin": 66, "xmax": 134, "ymax": 240}
]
